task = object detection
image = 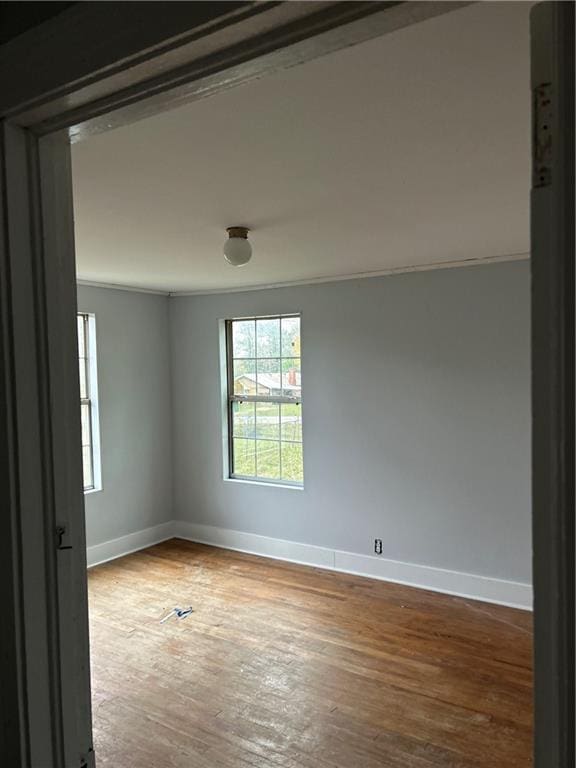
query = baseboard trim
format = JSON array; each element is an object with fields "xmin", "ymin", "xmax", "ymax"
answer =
[
  {"xmin": 86, "ymin": 521, "xmax": 532, "ymax": 609},
  {"xmin": 86, "ymin": 522, "xmax": 175, "ymax": 568},
  {"xmin": 172, "ymin": 521, "xmax": 532, "ymax": 610}
]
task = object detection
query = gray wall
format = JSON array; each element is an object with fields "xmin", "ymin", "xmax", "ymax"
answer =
[
  {"xmin": 78, "ymin": 286, "xmax": 173, "ymax": 547},
  {"xmin": 169, "ymin": 261, "xmax": 531, "ymax": 583}
]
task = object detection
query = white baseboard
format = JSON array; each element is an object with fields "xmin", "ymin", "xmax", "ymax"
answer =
[
  {"xmin": 172, "ymin": 521, "xmax": 532, "ymax": 610},
  {"xmin": 87, "ymin": 522, "xmax": 175, "ymax": 568},
  {"xmin": 86, "ymin": 520, "xmax": 532, "ymax": 609},
  {"xmin": 332, "ymin": 549, "xmax": 531, "ymax": 609}
]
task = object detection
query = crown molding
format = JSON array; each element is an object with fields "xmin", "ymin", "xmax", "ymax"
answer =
[
  {"xmin": 168, "ymin": 251, "xmax": 530, "ymax": 297},
  {"xmin": 76, "ymin": 279, "xmax": 169, "ymax": 296},
  {"xmin": 76, "ymin": 252, "xmax": 530, "ymax": 299}
]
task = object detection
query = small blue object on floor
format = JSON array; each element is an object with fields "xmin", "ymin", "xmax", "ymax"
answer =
[{"xmin": 160, "ymin": 606, "xmax": 194, "ymax": 624}]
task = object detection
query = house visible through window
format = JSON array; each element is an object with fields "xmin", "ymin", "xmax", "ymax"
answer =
[
  {"xmin": 226, "ymin": 315, "xmax": 303, "ymax": 485},
  {"xmin": 78, "ymin": 312, "xmax": 101, "ymax": 492}
]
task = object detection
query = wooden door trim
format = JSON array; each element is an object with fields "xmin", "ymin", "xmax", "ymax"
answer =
[
  {"xmin": 530, "ymin": 3, "xmax": 575, "ymax": 766},
  {"xmin": 1, "ymin": 2, "xmax": 470, "ymax": 140}
]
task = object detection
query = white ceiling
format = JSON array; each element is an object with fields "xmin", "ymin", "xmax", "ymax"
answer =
[{"xmin": 72, "ymin": 1, "xmax": 531, "ymax": 294}]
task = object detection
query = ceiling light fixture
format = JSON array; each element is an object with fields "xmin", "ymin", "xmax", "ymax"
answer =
[{"xmin": 223, "ymin": 226, "xmax": 252, "ymax": 267}]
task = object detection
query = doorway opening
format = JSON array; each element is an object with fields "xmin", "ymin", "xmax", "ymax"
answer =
[{"xmin": 71, "ymin": 3, "xmax": 533, "ymax": 765}]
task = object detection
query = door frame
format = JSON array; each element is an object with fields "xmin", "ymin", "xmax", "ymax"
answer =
[
  {"xmin": 530, "ymin": 3, "xmax": 574, "ymax": 766},
  {"xmin": 0, "ymin": 2, "xmax": 572, "ymax": 766}
]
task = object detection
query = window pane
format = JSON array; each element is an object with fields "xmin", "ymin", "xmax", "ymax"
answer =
[
  {"xmin": 281, "ymin": 442, "xmax": 303, "ymax": 483},
  {"xmin": 256, "ymin": 440, "xmax": 280, "ymax": 479},
  {"xmin": 281, "ymin": 316, "xmax": 300, "ymax": 358},
  {"xmin": 281, "ymin": 403, "xmax": 302, "ymax": 442},
  {"xmin": 281, "ymin": 358, "xmax": 301, "ymax": 398},
  {"xmin": 227, "ymin": 314, "xmax": 303, "ymax": 486},
  {"xmin": 256, "ymin": 358, "xmax": 281, "ymax": 396},
  {"xmin": 82, "ymin": 446, "xmax": 93, "ymax": 489},
  {"xmin": 77, "ymin": 315, "xmax": 85, "ymax": 357},
  {"xmin": 232, "ymin": 319, "xmax": 255, "ymax": 358},
  {"xmin": 233, "ymin": 438, "xmax": 255, "ymax": 476},
  {"xmin": 79, "ymin": 358, "xmax": 88, "ymax": 399},
  {"xmin": 233, "ymin": 359, "xmax": 256, "ymax": 396},
  {"xmin": 256, "ymin": 318, "xmax": 280, "ymax": 358},
  {"xmin": 81, "ymin": 402, "xmax": 92, "ymax": 447},
  {"xmin": 233, "ymin": 401, "xmax": 255, "ymax": 438},
  {"xmin": 255, "ymin": 402, "xmax": 280, "ymax": 439}
]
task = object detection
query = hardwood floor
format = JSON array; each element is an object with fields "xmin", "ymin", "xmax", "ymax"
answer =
[{"xmin": 88, "ymin": 539, "xmax": 532, "ymax": 767}]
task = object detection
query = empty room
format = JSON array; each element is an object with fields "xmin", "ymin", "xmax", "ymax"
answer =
[{"xmin": 71, "ymin": 3, "xmax": 533, "ymax": 767}]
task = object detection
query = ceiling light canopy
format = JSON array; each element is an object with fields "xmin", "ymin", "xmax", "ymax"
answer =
[{"xmin": 223, "ymin": 226, "xmax": 252, "ymax": 267}]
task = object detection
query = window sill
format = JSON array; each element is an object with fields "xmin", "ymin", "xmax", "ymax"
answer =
[
  {"xmin": 84, "ymin": 486, "xmax": 102, "ymax": 496},
  {"xmin": 225, "ymin": 477, "xmax": 304, "ymax": 491}
]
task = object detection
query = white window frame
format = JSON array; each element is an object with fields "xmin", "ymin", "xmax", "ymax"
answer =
[
  {"xmin": 222, "ymin": 314, "xmax": 304, "ymax": 488},
  {"xmin": 78, "ymin": 312, "xmax": 102, "ymax": 494}
]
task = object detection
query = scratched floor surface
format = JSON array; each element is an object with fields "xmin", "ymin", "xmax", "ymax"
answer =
[{"xmin": 88, "ymin": 539, "xmax": 533, "ymax": 768}]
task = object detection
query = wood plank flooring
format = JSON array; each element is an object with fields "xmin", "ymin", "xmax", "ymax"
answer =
[{"xmin": 88, "ymin": 539, "xmax": 532, "ymax": 767}]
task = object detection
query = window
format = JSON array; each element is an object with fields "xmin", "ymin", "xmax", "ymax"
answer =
[
  {"xmin": 77, "ymin": 313, "xmax": 101, "ymax": 492},
  {"xmin": 226, "ymin": 315, "xmax": 303, "ymax": 485}
]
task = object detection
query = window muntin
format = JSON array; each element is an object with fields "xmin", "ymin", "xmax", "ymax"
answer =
[
  {"xmin": 227, "ymin": 315, "xmax": 303, "ymax": 485},
  {"xmin": 77, "ymin": 313, "xmax": 100, "ymax": 492}
]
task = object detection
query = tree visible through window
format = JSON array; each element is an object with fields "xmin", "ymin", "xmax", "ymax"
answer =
[{"xmin": 227, "ymin": 315, "xmax": 303, "ymax": 484}]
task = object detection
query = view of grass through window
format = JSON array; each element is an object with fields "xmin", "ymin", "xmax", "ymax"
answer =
[{"xmin": 228, "ymin": 315, "xmax": 303, "ymax": 484}]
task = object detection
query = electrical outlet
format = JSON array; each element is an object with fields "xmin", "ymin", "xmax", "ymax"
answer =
[{"xmin": 374, "ymin": 538, "xmax": 383, "ymax": 555}]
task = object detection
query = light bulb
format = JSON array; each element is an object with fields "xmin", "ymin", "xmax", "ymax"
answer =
[{"xmin": 223, "ymin": 227, "xmax": 252, "ymax": 266}]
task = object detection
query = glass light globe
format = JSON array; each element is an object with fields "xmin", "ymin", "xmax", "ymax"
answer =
[{"xmin": 223, "ymin": 231, "xmax": 252, "ymax": 266}]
